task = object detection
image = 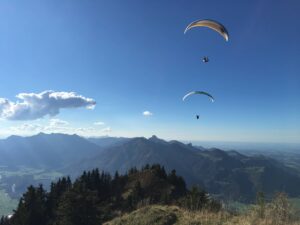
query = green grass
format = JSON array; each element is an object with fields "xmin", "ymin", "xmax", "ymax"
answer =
[
  {"xmin": 290, "ymin": 198, "xmax": 300, "ymax": 208},
  {"xmin": 106, "ymin": 205, "xmax": 178, "ymax": 225},
  {"xmin": 0, "ymin": 189, "xmax": 18, "ymax": 217},
  {"xmin": 289, "ymin": 198, "xmax": 300, "ymax": 220},
  {"xmin": 226, "ymin": 201, "xmax": 252, "ymax": 213}
]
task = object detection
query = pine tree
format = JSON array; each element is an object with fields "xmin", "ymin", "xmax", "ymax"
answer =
[
  {"xmin": 54, "ymin": 189, "xmax": 100, "ymax": 225},
  {"xmin": 168, "ymin": 170, "xmax": 186, "ymax": 197},
  {"xmin": 11, "ymin": 185, "xmax": 47, "ymax": 225},
  {"xmin": 47, "ymin": 177, "xmax": 72, "ymax": 224}
]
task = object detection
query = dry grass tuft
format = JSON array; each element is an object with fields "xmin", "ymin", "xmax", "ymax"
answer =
[{"xmin": 105, "ymin": 193, "xmax": 300, "ymax": 225}]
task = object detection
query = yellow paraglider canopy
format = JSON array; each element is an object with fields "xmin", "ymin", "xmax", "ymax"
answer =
[{"xmin": 184, "ymin": 19, "xmax": 229, "ymax": 41}]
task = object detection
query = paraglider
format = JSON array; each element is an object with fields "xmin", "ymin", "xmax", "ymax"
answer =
[
  {"xmin": 181, "ymin": 19, "xmax": 225, "ymax": 119},
  {"xmin": 182, "ymin": 91, "xmax": 215, "ymax": 102},
  {"xmin": 184, "ymin": 19, "xmax": 229, "ymax": 41},
  {"xmin": 183, "ymin": 91, "xmax": 214, "ymax": 119},
  {"xmin": 202, "ymin": 56, "xmax": 209, "ymax": 63}
]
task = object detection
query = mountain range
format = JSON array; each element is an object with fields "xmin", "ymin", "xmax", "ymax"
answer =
[
  {"xmin": 0, "ymin": 133, "xmax": 300, "ymax": 202},
  {"xmin": 0, "ymin": 133, "xmax": 101, "ymax": 169}
]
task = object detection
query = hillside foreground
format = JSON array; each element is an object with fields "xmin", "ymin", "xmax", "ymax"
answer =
[
  {"xmin": 1, "ymin": 164, "xmax": 300, "ymax": 225},
  {"xmin": 105, "ymin": 197, "xmax": 300, "ymax": 225}
]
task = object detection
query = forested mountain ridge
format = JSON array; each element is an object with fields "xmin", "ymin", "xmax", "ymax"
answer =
[
  {"xmin": 66, "ymin": 135, "xmax": 300, "ymax": 202},
  {"xmin": 1, "ymin": 165, "xmax": 218, "ymax": 225}
]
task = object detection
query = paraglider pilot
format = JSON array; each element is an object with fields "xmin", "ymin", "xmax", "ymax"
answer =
[{"xmin": 202, "ymin": 56, "xmax": 209, "ymax": 63}]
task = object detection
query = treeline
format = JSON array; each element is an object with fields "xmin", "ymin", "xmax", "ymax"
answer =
[{"xmin": 0, "ymin": 164, "xmax": 220, "ymax": 225}]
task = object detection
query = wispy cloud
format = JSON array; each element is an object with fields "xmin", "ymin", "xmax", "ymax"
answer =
[
  {"xmin": 7, "ymin": 119, "xmax": 112, "ymax": 137},
  {"xmin": 102, "ymin": 127, "xmax": 112, "ymax": 133},
  {"xmin": 0, "ymin": 90, "xmax": 96, "ymax": 121},
  {"xmin": 143, "ymin": 111, "xmax": 153, "ymax": 117},
  {"xmin": 49, "ymin": 119, "xmax": 69, "ymax": 127},
  {"xmin": 94, "ymin": 121, "xmax": 105, "ymax": 126},
  {"xmin": 10, "ymin": 123, "xmax": 43, "ymax": 132}
]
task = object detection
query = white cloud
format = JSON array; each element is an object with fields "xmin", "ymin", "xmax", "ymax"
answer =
[
  {"xmin": 10, "ymin": 123, "xmax": 43, "ymax": 132},
  {"xmin": 49, "ymin": 119, "xmax": 69, "ymax": 127},
  {"xmin": 44, "ymin": 118, "xmax": 70, "ymax": 131},
  {"xmin": 94, "ymin": 121, "xmax": 105, "ymax": 126},
  {"xmin": 102, "ymin": 127, "xmax": 112, "ymax": 133},
  {"xmin": 0, "ymin": 90, "xmax": 96, "ymax": 121},
  {"xmin": 7, "ymin": 118, "xmax": 112, "ymax": 137},
  {"xmin": 143, "ymin": 111, "xmax": 153, "ymax": 117},
  {"xmin": 10, "ymin": 118, "xmax": 70, "ymax": 134},
  {"xmin": 75, "ymin": 127, "xmax": 95, "ymax": 132}
]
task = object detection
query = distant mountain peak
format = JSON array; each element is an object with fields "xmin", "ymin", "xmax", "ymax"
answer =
[
  {"xmin": 148, "ymin": 135, "xmax": 167, "ymax": 144},
  {"xmin": 7, "ymin": 134, "xmax": 21, "ymax": 139},
  {"xmin": 149, "ymin": 135, "xmax": 161, "ymax": 141},
  {"xmin": 6, "ymin": 134, "xmax": 23, "ymax": 141},
  {"xmin": 150, "ymin": 135, "xmax": 158, "ymax": 139},
  {"xmin": 35, "ymin": 132, "xmax": 82, "ymax": 139},
  {"xmin": 0, "ymin": 132, "xmax": 103, "ymax": 169}
]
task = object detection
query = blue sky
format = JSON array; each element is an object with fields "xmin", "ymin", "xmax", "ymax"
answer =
[{"xmin": 0, "ymin": 0, "xmax": 299, "ymax": 143}]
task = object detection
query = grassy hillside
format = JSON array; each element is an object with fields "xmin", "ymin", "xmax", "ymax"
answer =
[
  {"xmin": 105, "ymin": 202, "xmax": 300, "ymax": 225},
  {"xmin": 104, "ymin": 205, "xmax": 229, "ymax": 225}
]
